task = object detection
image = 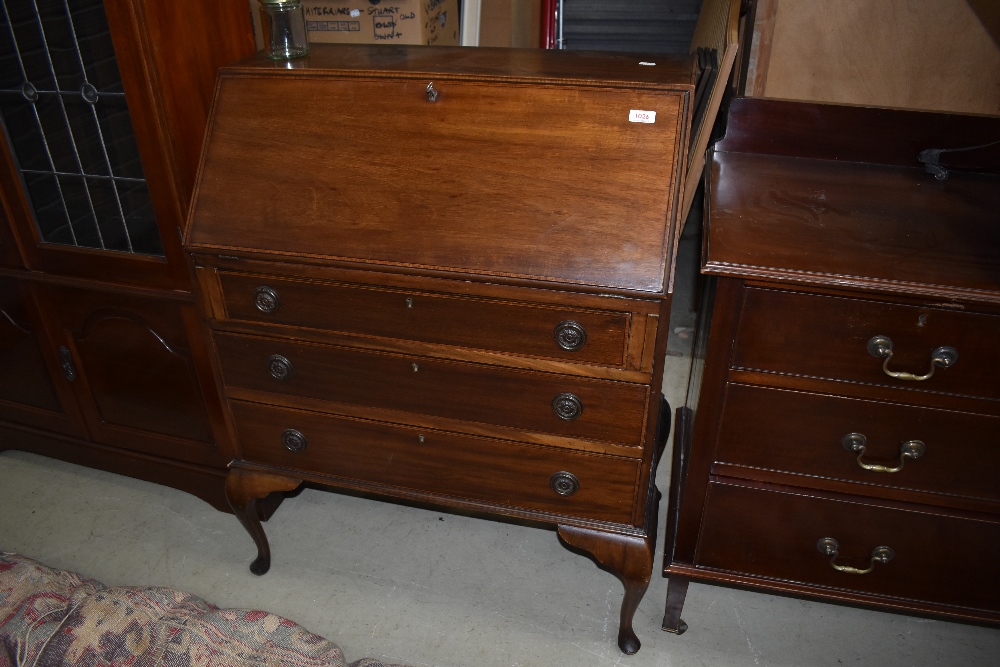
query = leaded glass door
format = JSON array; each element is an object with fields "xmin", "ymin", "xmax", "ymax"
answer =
[
  {"xmin": 0, "ymin": 0, "xmax": 190, "ymax": 288},
  {"xmin": 0, "ymin": 0, "xmax": 164, "ymax": 254}
]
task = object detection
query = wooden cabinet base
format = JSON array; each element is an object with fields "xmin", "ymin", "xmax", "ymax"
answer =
[
  {"xmin": 663, "ymin": 562, "xmax": 1000, "ymax": 628},
  {"xmin": 0, "ymin": 421, "xmax": 283, "ymax": 520},
  {"xmin": 661, "ymin": 574, "xmax": 689, "ymax": 635},
  {"xmin": 558, "ymin": 492, "xmax": 659, "ymax": 655},
  {"xmin": 226, "ymin": 461, "xmax": 660, "ymax": 655},
  {"xmin": 225, "ymin": 467, "xmax": 304, "ymax": 575}
]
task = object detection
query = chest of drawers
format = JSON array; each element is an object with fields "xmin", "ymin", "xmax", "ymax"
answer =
[
  {"xmin": 662, "ymin": 99, "xmax": 1000, "ymax": 633},
  {"xmin": 184, "ymin": 45, "xmax": 695, "ymax": 654}
]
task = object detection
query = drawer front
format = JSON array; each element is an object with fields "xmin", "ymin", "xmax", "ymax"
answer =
[
  {"xmin": 733, "ymin": 288, "xmax": 1000, "ymax": 400},
  {"xmin": 717, "ymin": 384, "xmax": 1000, "ymax": 503},
  {"xmin": 231, "ymin": 401, "xmax": 639, "ymax": 524},
  {"xmin": 219, "ymin": 272, "xmax": 630, "ymax": 366},
  {"xmin": 215, "ymin": 332, "xmax": 648, "ymax": 446},
  {"xmin": 696, "ymin": 481, "xmax": 1000, "ymax": 612}
]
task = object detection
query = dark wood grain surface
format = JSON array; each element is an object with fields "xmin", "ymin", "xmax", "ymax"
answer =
[
  {"xmin": 0, "ymin": 278, "xmax": 77, "ymax": 433},
  {"xmin": 730, "ymin": 287, "xmax": 1000, "ymax": 400},
  {"xmin": 715, "ymin": 383, "xmax": 1000, "ymax": 504},
  {"xmin": 214, "ymin": 331, "xmax": 649, "ymax": 447},
  {"xmin": 231, "ymin": 400, "xmax": 640, "ymax": 525},
  {"xmin": 36, "ymin": 284, "xmax": 223, "ymax": 466},
  {"xmin": 696, "ymin": 480, "xmax": 1000, "ymax": 612},
  {"xmin": 0, "ymin": 203, "xmax": 22, "ymax": 268},
  {"xmin": 227, "ymin": 43, "xmax": 696, "ymax": 86},
  {"xmin": 185, "ymin": 46, "xmax": 693, "ymax": 653},
  {"xmin": 705, "ymin": 152, "xmax": 1000, "ymax": 300},
  {"xmin": 0, "ymin": 421, "xmax": 234, "ymax": 514},
  {"xmin": 187, "ymin": 46, "xmax": 693, "ymax": 294},
  {"xmin": 219, "ymin": 271, "xmax": 631, "ymax": 367},
  {"xmin": 715, "ymin": 97, "xmax": 1000, "ymax": 169},
  {"xmin": 665, "ymin": 100, "xmax": 1000, "ymax": 632}
]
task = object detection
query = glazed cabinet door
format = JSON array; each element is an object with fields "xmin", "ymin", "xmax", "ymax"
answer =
[
  {"xmin": 0, "ymin": 0, "xmax": 255, "ymax": 289},
  {"xmin": 34, "ymin": 283, "xmax": 229, "ymax": 467},
  {"xmin": 0, "ymin": 201, "xmax": 21, "ymax": 267},
  {"xmin": 0, "ymin": 277, "xmax": 84, "ymax": 436}
]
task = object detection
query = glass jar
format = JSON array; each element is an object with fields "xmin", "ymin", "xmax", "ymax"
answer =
[{"xmin": 259, "ymin": 0, "xmax": 309, "ymax": 60}]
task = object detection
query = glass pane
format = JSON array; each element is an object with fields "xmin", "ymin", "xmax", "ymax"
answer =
[
  {"xmin": 94, "ymin": 95, "xmax": 143, "ymax": 179},
  {"xmin": 118, "ymin": 180, "xmax": 159, "ymax": 254},
  {"xmin": 0, "ymin": 0, "xmax": 163, "ymax": 256},
  {"xmin": 22, "ymin": 171, "xmax": 71, "ymax": 242},
  {"xmin": 56, "ymin": 173, "xmax": 101, "ymax": 246}
]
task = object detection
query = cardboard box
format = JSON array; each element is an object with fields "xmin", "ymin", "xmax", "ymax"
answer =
[{"xmin": 303, "ymin": 0, "xmax": 460, "ymax": 46}]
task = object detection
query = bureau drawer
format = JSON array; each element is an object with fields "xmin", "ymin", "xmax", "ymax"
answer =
[
  {"xmin": 733, "ymin": 288, "xmax": 1000, "ymax": 400},
  {"xmin": 231, "ymin": 401, "xmax": 640, "ymax": 524},
  {"xmin": 716, "ymin": 384, "xmax": 1000, "ymax": 504},
  {"xmin": 695, "ymin": 481, "xmax": 1000, "ymax": 612},
  {"xmin": 215, "ymin": 332, "xmax": 648, "ymax": 446},
  {"xmin": 218, "ymin": 272, "xmax": 630, "ymax": 367}
]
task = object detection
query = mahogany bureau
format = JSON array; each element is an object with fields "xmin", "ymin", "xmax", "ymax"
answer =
[
  {"xmin": 663, "ymin": 98, "xmax": 1000, "ymax": 633},
  {"xmin": 184, "ymin": 45, "xmax": 695, "ymax": 653}
]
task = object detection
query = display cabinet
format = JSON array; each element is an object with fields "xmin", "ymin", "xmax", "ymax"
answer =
[{"xmin": 0, "ymin": 0, "xmax": 260, "ymax": 512}]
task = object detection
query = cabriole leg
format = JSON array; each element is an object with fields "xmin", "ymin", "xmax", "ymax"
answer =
[
  {"xmin": 225, "ymin": 467, "xmax": 302, "ymax": 575},
  {"xmin": 558, "ymin": 524, "xmax": 655, "ymax": 655}
]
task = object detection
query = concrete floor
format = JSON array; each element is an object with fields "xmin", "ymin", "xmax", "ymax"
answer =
[{"xmin": 2, "ymin": 240, "xmax": 998, "ymax": 666}]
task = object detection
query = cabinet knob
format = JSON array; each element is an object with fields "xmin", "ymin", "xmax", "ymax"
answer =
[
  {"xmin": 58, "ymin": 345, "xmax": 77, "ymax": 382},
  {"xmin": 841, "ymin": 433, "xmax": 925, "ymax": 473},
  {"xmin": 281, "ymin": 428, "xmax": 307, "ymax": 452},
  {"xmin": 254, "ymin": 286, "xmax": 281, "ymax": 314},
  {"xmin": 551, "ymin": 392, "xmax": 583, "ymax": 421},
  {"xmin": 866, "ymin": 335, "xmax": 957, "ymax": 381},
  {"xmin": 816, "ymin": 537, "xmax": 894, "ymax": 575},
  {"xmin": 268, "ymin": 354, "xmax": 293, "ymax": 380},
  {"xmin": 553, "ymin": 320, "xmax": 587, "ymax": 351},
  {"xmin": 426, "ymin": 81, "xmax": 438, "ymax": 102},
  {"xmin": 550, "ymin": 471, "xmax": 580, "ymax": 496}
]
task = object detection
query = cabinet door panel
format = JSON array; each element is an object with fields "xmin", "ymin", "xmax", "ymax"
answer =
[
  {"xmin": 39, "ymin": 284, "xmax": 224, "ymax": 466},
  {"xmin": 0, "ymin": 205, "xmax": 22, "ymax": 267},
  {"xmin": 0, "ymin": 278, "xmax": 82, "ymax": 435},
  {"xmin": 0, "ymin": 0, "xmax": 255, "ymax": 289}
]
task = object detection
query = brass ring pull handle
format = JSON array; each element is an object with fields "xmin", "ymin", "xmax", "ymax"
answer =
[
  {"xmin": 841, "ymin": 433, "xmax": 926, "ymax": 473},
  {"xmin": 816, "ymin": 538, "xmax": 894, "ymax": 575},
  {"xmin": 552, "ymin": 392, "xmax": 584, "ymax": 421},
  {"xmin": 281, "ymin": 428, "xmax": 307, "ymax": 452},
  {"xmin": 553, "ymin": 320, "xmax": 587, "ymax": 351},
  {"xmin": 550, "ymin": 471, "xmax": 580, "ymax": 496},
  {"xmin": 253, "ymin": 286, "xmax": 280, "ymax": 314},
  {"xmin": 268, "ymin": 354, "xmax": 293, "ymax": 380},
  {"xmin": 866, "ymin": 336, "xmax": 957, "ymax": 381}
]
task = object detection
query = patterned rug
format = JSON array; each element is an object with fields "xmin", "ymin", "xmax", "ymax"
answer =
[{"xmin": 0, "ymin": 552, "xmax": 410, "ymax": 667}]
